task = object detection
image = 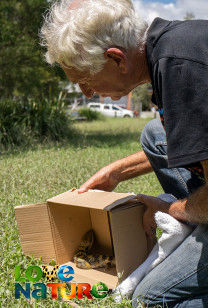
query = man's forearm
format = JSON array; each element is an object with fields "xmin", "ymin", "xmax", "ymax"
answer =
[
  {"xmin": 110, "ymin": 150, "xmax": 153, "ymax": 182},
  {"xmin": 167, "ymin": 160, "xmax": 208, "ymax": 224},
  {"xmin": 78, "ymin": 150, "xmax": 153, "ymax": 193},
  {"xmin": 168, "ymin": 184, "xmax": 208, "ymax": 224}
]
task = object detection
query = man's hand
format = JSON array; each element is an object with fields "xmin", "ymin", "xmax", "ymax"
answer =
[
  {"xmin": 78, "ymin": 166, "xmax": 119, "ymax": 193},
  {"xmin": 127, "ymin": 194, "xmax": 171, "ymax": 238},
  {"xmin": 78, "ymin": 150, "xmax": 152, "ymax": 193}
]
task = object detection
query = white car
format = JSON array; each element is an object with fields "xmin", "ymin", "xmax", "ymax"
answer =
[{"xmin": 87, "ymin": 103, "xmax": 134, "ymax": 118}]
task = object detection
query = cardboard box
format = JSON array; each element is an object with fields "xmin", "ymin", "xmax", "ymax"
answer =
[{"xmin": 15, "ymin": 190, "xmax": 148, "ymax": 289}]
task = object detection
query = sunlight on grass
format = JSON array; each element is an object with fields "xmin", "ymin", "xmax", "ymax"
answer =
[{"xmin": 0, "ymin": 118, "xmax": 163, "ymax": 307}]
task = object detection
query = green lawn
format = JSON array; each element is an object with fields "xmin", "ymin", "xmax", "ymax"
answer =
[{"xmin": 0, "ymin": 118, "xmax": 163, "ymax": 307}]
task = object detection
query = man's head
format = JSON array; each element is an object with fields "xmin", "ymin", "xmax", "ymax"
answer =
[{"xmin": 41, "ymin": 0, "xmax": 149, "ymax": 98}]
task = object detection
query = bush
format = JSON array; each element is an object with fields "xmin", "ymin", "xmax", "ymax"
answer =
[
  {"xmin": 0, "ymin": 98, "xmax": 72, "ymax": 148},
  {"xmin": 78, "ymin": 107, "xmax": 105, "ymax": 121}
]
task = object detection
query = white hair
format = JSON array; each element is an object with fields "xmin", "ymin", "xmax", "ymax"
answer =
[{"xmin": 40, "ymin": 0, "xmax": 148, "ymax": 73}]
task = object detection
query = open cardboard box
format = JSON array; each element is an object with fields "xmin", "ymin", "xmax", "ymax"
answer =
[{"xmin": 15, "ymin": 190, "xmax": 148, "ymax": 289}]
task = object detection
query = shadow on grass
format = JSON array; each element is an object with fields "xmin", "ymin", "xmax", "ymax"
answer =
[
  {"xmin": 70, "ymin": 130, "xmax": 142, "ymax": 148},
  {"xmin": 0, "ymin": 125, "xmax": 142, "ymax": 157}
]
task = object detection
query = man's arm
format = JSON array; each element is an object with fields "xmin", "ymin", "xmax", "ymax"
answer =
[
  {"xmin": 133, "ymin": 160, "xmax": 208, "ymax": 240},
  {"xmin": 168, "ymin": 160, "xmax": 208, "ymax": 224},
  {"xmin": 110, "ymin": 150, "xmax": 153, "ymax": 181},
  {"xmin": 78, "ymin": 150, "xmax": 153, "ymax": 193}
]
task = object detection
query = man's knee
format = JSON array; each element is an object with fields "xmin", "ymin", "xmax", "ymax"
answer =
[
  {"xmin": 131, "ymin": 278, "xmax": 158, "ymax": 308},
  {"xmin": 140, "ymin": 119, "xmax": 165, "ymax": 151}
]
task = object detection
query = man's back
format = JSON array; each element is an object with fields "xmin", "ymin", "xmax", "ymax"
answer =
[
  {"xmin": 146, "ymin": 18, "xmax": 208, "ymax": 171},
  {"xmin": 148, "ymin": 18, "xmax": 208, "ymax": 66}
]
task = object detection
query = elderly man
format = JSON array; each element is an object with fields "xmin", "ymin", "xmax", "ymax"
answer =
[{"xmin": 41, "ymin": 0, "xmax": 208, "ymax": 306}]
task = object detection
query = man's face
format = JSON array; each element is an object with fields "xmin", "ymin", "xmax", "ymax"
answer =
[{"xmin": 62, "ymin": 58, "xmax": 132, "ymax": 100}]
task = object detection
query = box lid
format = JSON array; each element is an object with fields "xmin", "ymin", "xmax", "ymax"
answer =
[{"xmin": 47, "ymin": 189, "xmax": 135, "ymax": 211}]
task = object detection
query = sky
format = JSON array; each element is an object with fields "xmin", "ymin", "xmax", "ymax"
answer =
[
  {"xmin": 133, "ymin": 0, "xmax": 208, "ymax": 23},
  {"xmin": 143, "ymin": 0, "xmax": 176, "ymax": 3}
]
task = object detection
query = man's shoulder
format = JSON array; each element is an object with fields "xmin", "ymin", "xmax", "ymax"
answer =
[{"xmin": 147, "ymin": 18, "xmax": 208, "ymax": 65}]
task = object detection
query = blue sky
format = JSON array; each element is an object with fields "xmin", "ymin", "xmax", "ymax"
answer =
[
  {"xmin": 133, "ymin": 0, "xmax": 208, "ymax": 23},
  {"xmin": 143, "ymin": 0, "xmax": 176, "ymax": 3}
]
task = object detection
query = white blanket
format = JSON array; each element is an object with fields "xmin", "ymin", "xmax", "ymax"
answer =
[{"xmin": 113, "ymin": 194, "xmax": 194, "ymax": 302}]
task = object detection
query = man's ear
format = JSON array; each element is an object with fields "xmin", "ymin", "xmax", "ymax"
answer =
[{"xmin": 104, "ymin": 48, "xmax": 129, "ymax": 73}]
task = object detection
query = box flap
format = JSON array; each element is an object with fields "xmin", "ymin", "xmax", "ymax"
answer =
[
  {"xmin": 47, "ymin": 190, "xmax": 135, "ymax": 211},
  {"xmin": 15, "ymin": 203, "xmax": 57, "ymax": 263},
  {"xmin": 110, "ymin": 204, "xmax": 148, "ymax": 282}
]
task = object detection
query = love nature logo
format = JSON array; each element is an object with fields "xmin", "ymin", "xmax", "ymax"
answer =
[{"xmin": 15, "ymin": 264, "xmax": 109, "ymax": 300}]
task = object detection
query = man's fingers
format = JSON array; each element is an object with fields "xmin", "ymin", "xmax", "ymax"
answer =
[
  {"xmin": 78, "ymin": 183, "xmax": 89, "ymax": 193},
  {"xmin": 78, "ymin": 174, "xmax": 101, "ymax": 193},
  {"xmin": 144, "ymin": 226, "xmax": 157, "ymax": 241},
  {"xmin": 78, "ymin": 187, "xmax": 87, "ymax": 194},
  {"xmin": 78, "ymin": 181, "xmax": 94, "ymax": 194},
  {"xmin": 78, "ymin": 184, "xmax": 94, "ymax": 194},
  {"xmin": 134, "ymin": 194, "xmax": 159, "ymax": 207},
  {"xmin": 124, "ymin": 194, "xmax": 146, "ymax": 204},
  {"xmin": 144, "ymin": 226, "xmax": 155, "ymax": 238}
]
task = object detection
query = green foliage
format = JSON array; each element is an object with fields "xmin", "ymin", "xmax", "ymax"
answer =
[
  {"xmin": 0, "ymin": 98, "xmax": 72, "ymax": 148},
  {"xmin": 132, "ymin": 84, "xmax": 152, "ymax": 111},
  {"xmin": 79, "ymin": 107, "xmax": 105, "ymax": 121},
  {"xmin": 0, "ymin": 0, "xmax": 66, "ymax": 99},
  {"xmin": 184, "ymin": 12, "xmax": 195, "ymax": 20}
]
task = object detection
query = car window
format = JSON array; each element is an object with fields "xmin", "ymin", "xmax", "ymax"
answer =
[
  {"xmin": 90, "ymin": 105, "xmax": 100, "ymax": 109},
  {"xmin": 104, "ymin": 105, "xmax": 110, "ymax": 110},
  {"xmin": 112, "ymin": 106, "xmax": 119, "ymax": 110}
]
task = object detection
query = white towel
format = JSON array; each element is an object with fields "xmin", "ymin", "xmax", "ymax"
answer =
[{"xmin": 113, "ymin": 194, "xmax": 194, "ymax": 302}]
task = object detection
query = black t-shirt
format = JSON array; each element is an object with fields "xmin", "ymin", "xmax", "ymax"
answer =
[{"xmin": 146, "ymin": 17, "xmax": 208, "ymax": 180}]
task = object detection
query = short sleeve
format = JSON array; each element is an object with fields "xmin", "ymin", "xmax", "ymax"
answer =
[{"xmin": 155, "ymin": 57, "xmax": 208, "ymax": 168}]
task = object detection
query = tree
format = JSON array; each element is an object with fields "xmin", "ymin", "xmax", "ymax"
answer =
[
  {"xmin": 0, "ymin": 0, "xmax": 66, "ymax": 99},
  {"xmin": 132, "ymin": 83, "xmax": 152, "ymax": 111},
  {"xmin": 184, "ymin": 12, "xmax": 195, "ymax": 20}
]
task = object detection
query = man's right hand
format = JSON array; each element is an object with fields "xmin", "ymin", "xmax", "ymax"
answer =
[
  {"xmin": 78, "ymin": 151, "xmax": 152, "ymax": 193},
  {"xmin": 78, "ymin": 166, "xmax": 119, "ymax": 193}
]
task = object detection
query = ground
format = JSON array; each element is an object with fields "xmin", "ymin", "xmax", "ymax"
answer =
[{"xmin": 0, "ymin": 118, "xmax": 163, "ymax": 307}]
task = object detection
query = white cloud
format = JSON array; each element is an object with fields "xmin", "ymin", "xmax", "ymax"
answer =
[{"xmin": 133, "ymin": 0, "xmax": 208, "ymax": 23}]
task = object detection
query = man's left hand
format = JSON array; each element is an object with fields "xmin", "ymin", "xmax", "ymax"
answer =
[{"xmin": 128, "ymin": 194, "xmax": 171, "ymax": 239}]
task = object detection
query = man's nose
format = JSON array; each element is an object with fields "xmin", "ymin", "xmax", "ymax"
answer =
[{"xmin": 79, "ymin": 84, "xmax": 94, "ymax": 98}]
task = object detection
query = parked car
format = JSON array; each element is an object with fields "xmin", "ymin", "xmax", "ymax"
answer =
[
  {"xmin": 87, "ymin": 103, "xmax": 134, "ymax": 118},
  {"xmin": 119, "ymin": 105, "xmax": 139, "ymax": 117}
]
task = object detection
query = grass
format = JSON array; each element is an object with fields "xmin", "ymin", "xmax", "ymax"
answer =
[{"xmin": 0, "ymin": 118, "xmax": 163, "ymax": 307}]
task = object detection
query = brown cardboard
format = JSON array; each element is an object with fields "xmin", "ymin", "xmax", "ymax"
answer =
[
  {"xmin": 47, "ymin": 189, "xmax": 136, "ymax": 210},
  {"xmin": 15, "ymin": 203, "xmax": 57, "ymax": 262},
  {"xmin": 64, "ymin": 261, "xmax": 118, "ymax": 289},
  {"xmin": 15, "ymin": 190, "xmax": 147, "ymax": 289},
  {"xmin": 110, "ymin": 205, "xmax": 147, "ymax": 282}
]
